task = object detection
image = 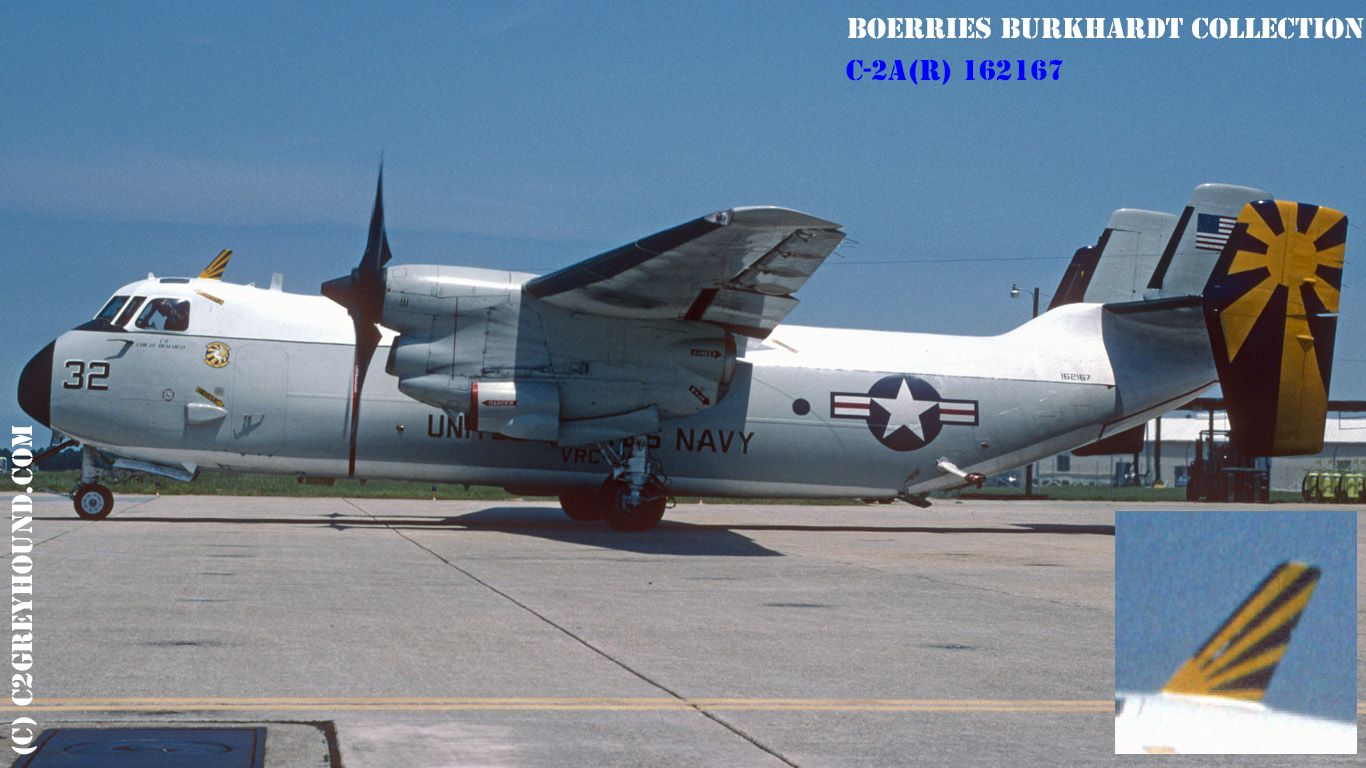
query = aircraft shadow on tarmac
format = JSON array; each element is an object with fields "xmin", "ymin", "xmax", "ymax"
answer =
[
  {"xmin": 434, "ymin": 508, "xmax": 785, "ymax": 556},
  {"xmin": 42, "ymin": 503, "xmax": 1112, "ymax": 557},
  {"xmin": 42, "ymin": 505, "xmax": 782, "ymax": 557}
]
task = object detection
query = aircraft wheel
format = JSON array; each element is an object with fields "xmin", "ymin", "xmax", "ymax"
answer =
[
  {"xmin": 602, "ymin": 480, "xmax": 667, "ymax": 533},
  {"xmin": 73, "ymin": 484, "xmax": 114, "ymax": 520},
  {"xmin": 559, "ymin": 490, "xmax": 606, "ymax": 522}
]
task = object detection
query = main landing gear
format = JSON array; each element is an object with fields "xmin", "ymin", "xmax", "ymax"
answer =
[{"xmin": 556, "ymin": 436, "xmax": 671, "ymax": 532}]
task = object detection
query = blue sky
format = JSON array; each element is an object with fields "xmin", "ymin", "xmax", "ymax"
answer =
[
  {"xmin": 4, "ymin": 2, "xmax": 1366, "ymax": 435},
  {"xmin": 1116, "ymin": 509, "xmax": 1357, "ymax": 721}
]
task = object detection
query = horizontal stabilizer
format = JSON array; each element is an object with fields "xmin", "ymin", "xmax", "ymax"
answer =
[{"xmin": 1163, "ymin": 561, "xmax": 1319, "ymax": 701}]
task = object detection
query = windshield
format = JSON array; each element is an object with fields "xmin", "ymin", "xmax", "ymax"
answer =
[
  {"xmin": 116, "ymin": 296, "xmax": 146, "ymax": 327},
  {"xmin": 75, "ymin": 295, "xmax": 135, "ymax": 332},
  {"xmin": 94, "ymin": 296, "xmax": 129, "ymax": 323}
]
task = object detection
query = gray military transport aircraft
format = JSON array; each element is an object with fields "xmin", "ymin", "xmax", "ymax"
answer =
[{"xmin": 16, "ymin": 173, "xmax": 1348, "ymax": 531}]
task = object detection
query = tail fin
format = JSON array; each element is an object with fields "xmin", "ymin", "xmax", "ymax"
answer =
[
  {"xmin": 1203, "ymin": 201, "xmax": 1347, "ymax": 456},
  {"xmin": 198, "ymin": 249, "xmax": 232, "ymax": 280},
  {"xmin": 1050, "ymin": 210, "xmax": 1178, "ymax": 308},
  {"xmin": 1162, "ymin": 561, "xmax": 1321, "ymax": 702},
  {"xmin": 1051, "ymin": 183, "xmax": 1270, "ymax": 308},
  {"xmin": 1145, "ymin": 184, "xmax": 1270, "ymax": 299}
]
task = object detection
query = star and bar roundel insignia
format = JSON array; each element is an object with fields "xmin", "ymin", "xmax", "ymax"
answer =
[{"xmin": 829, "ymin": 374, "xmax": 978, "ymax": 451}]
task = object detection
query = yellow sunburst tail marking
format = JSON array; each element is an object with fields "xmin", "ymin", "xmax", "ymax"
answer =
[
  {"xmin": 1203, "ymin": 200, "xmax": 1346, "ymax": 456},
  {"xmin": 198, "ymin": 249, "xmax": 232, "ymax": 280},
  {"xmin": 1162, "ymin": 562, "xmax": 1320, "ymax": 701}
]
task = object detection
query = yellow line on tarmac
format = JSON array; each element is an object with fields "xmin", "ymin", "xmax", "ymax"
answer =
[{"xmin": 3, "ymin": 697, "xmax": 1110, "ymax": 713}]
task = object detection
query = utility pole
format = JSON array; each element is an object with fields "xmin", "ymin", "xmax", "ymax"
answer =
[{"xmin": 1011, "ymin": 284, "xmax": 1040, "ymax": 498}]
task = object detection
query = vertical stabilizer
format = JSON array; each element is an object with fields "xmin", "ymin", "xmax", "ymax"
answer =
[
  {"xmin": 1146, "ymin": 184, "xmax": 1270, "ymax": 298},
  {"xmin": 1162, "ymin": 562, "xmax": 1321, "ymax": 701},
  {"xmin": 1203, "ymin": 201, "xmax": 1347, "ymax": 456},
  {"xmin": 198, "ymin": 249, "xmax": 232, "ymax": 280},
  {"xmin": 1050, "ymin": 210, "xmax": 1176, "ymax": 308}
]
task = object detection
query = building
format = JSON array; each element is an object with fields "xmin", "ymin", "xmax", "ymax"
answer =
[{"xmin": 1034, "ymin": 411, "xmax": 1366, "ymax": 493}]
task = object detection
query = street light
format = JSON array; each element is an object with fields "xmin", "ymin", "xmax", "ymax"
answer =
[
  {"xmin": 1011, "ymin": 284, "xmax": 1040, "ymax": 497},
  {"xmin": 1010, "ymin": 283, "xmax": 1039, "ymax": 318}
]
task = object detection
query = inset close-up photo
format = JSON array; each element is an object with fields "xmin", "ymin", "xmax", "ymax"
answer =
[{"xmin": 1116, "ymin": 510, "xmax": 1357, "ymax": 754}]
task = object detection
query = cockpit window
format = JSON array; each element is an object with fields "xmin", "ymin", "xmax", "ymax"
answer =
[
  {"xmin": 95, "ymin": 296, "xmax": 129, "ymax": 323},
  {"xmin": 115, "ymin": 296, "xmax": 146, "ymax": 327},
  {"xmin": 134, "ymin": 298, "xmax": 190, "ymax": 331},
  {"xmin": 1114, "ymin": 698, "xmax": 1125, "ymax": 717}
]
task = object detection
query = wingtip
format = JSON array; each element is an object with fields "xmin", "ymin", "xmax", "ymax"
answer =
[{"xmin": 723, "ymin": 206, "xmax": 843, "ymax": 230}]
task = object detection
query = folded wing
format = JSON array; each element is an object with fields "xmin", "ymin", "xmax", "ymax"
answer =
[{"xmin": 524, "ymin": 207, "xmax": 845, "ymax": 338}]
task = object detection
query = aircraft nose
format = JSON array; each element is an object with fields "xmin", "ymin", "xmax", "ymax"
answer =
[{"xmin": 17, "ymin": 341, "xmax": 54, "ymax": 428}]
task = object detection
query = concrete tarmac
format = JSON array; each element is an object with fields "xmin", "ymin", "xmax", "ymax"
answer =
[{"xmin": 2, "ymin": 494, "xmax": 1360, "ymax": 766}]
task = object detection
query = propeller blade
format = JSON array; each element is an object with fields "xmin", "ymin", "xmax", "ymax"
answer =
[
  {"xmin": 346, "ymin": 321, "xmax": 382, "ymax": 478},
  {"xmin": 322, "ymin": 164, "xmax": 393, "ymax": 478},
  {"xmin": 361, "ymin": 167, "xmax": 388, "ymax": 276}
]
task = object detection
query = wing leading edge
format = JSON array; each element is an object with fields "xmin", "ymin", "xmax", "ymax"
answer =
[{"xmin": 524, "ymin": 207, "xmax": 844, "ymax": 338}]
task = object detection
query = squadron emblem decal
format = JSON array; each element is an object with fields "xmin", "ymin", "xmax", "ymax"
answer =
[
  {"xmin": 830, "ymin": 374, "xmax": 978, "ymax": 451},
  {"xmin": 204, "ymin": 341, "xmax": 231, "ymax": 368}
]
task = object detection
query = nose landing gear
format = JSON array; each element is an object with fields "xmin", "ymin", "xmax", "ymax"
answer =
[
  {"xmin": 73, "ymin": 483, "xmax": 114, "ymax": 520},
  {"xmin": 26, "ymin": 438, "xmax": 115, "ymax": 520},
  {"xmin": 71, "ymin": 445, "xmax": 115, "ymax": 520}
]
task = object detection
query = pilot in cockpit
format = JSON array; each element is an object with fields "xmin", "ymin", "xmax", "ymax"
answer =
[{"xmin": 137, "ymin": 298, "xmax": 190, "ymax": 331}]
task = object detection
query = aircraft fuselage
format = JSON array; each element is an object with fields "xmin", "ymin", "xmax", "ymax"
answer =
[
  {"xmin": 1115, "ymin": 693, "xmax": 1357, "ymax": 754},
  {"xmin": 21, "ymin": 275, "xmax": 1217, "ymax": 498}
]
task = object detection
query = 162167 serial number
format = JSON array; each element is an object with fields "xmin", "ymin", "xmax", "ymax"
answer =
[{"xmin": 846, "ymin": 59, "xmax": 1063, "ymax": 84}]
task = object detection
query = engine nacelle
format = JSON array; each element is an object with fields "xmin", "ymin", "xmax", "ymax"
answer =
[
  {"xmin": 382, "ymin": 265, "xmax": 529, "ymax": 335},
  {"xmin": 381, "ymin": 264, "xmax": 738, "ymax": 443}
]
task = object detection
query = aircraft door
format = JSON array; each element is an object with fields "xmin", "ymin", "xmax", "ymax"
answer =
[{"xmin": 231, "ymin": 344, "xmax": 288, "ymax": 453}]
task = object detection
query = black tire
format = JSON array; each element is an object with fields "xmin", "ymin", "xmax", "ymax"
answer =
[
  {"xmin": 73, "ymin": 484, "xmax": 114, "ymax": 520},
  {"xmin": 602, "ymin": 480, "xmax": 667, "ymax": 533},
  {"xmin": 559, "ymin": 490, "xmax": 606, "ymax": 522}
]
